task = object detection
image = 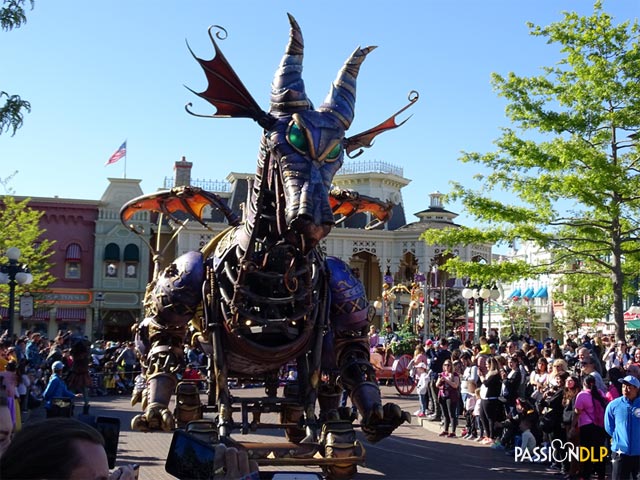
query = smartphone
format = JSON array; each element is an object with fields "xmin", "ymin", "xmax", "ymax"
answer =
[
  {"xmin": 95, "ymin": 416, "xmax": 121, "ymax": 469},
  {"xmin": 165, "ymin": 430, "xmax": 217, "ymax": 480}
]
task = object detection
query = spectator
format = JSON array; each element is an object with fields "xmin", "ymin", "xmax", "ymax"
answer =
[
  {"xmin": 0, "ymin": 395, "xmax": 13, "ymax": 457},
  {"xmin": 436, "ymin": 359, "xmax": 460, "ymax": 437},
  {"xmin": 460, "ymin": 352, "xmax": 479, "ymax": 411},
  {"xmin": 13, "ymin": 338, "xmax": 26, "ymax": 364},
  {"xmin": 606, "ymin": 366, "xmax": 625, "ymax": 402},
  {"xmin": 42, "ymin": 361, "xmax": 82, "ymax": 417},
  {"xmin": 501, "ymin": 355, "xmax": 522, "ymax": 416},
  {"xmin": 66, "ymin": 337, "xmax": 93, "ymax": 415},
  {"xmin": 115, "ymin": 342, "xmax": 138, "ymax": 387},
  {"xmin": 0, "ymin": 417, "xmax": 137, "ymax": 479},
  {"xmin": 562, "ymin": 375, "xmax": 581, "ymax": 479},
  {"xmin": 25, "ymin": 333, "xmax": 43, "ymax": 369},
  {"xmin": 368, "ymin": 325, "xmax": 380, "ymax": 352},
  {"xmin": 574, "ymin": 374, "xmax": 608, "ymax": 480},
  {"xmin": 0, "ymin": 361, "xmax": 20, "ymax": 429},
  {"xmin": 605, "ymin": 375, "xmax": 640, "ymax": 480},
  {"xmin": 529, "ymin": 357, "xmax": 549, "ymax": 404},
  {"xmin": 519, "ymin": 416, "xmax": 537, "ymax": 456},
  {"xmin": 461, "ymin": 380, "xmax": 477, "ymax": 439},
  {"xmin": 580, "ymin": 357, "xmax": 607, "ymax": 392},
  {"xmin": 427, "ymin": 338, "xmax": 451, "ymax": 422},
  {"xmin": 414, "ymin": 362, "xmax": 429, "ymax": 418},
  {"xmin": 478, "ymin": 356, "xmax": 503, "ymax": 445}
]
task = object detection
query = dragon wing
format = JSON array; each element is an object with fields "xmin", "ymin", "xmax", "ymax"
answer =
[
  {"xmin": 120, "ymin": 186, "xmax": 240, "ymax": 233},
  {"xmin": 185, "ymin": 25, "xmax": 274, "ymax": 128},
  {"xmin": 329, "ymin": 188, "xmax": 394, "ymax": 230},
  {"xmin": 344, "ymin": 90, "xmax": 419, "ymax": 158}
]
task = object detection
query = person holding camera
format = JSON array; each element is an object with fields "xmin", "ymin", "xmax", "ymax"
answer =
[
  {"xmin": 0, "ymin": 417, "xmax": 138, "ymax": 480},
  {"xmin": 436, "ymin": 359, "xmax": 460, "ymax": 437}
]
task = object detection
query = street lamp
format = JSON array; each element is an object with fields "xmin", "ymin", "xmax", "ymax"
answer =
[
  {"xmin": 0, "ymin": 247, "xmax": 34, "ymax": 337},
  {"xmin": 462, "ymin": 286, "xmax": 491, "ymax": 340},
  {"xmin": 95, "ymin": 292, "xmax": 104, "ymax": 340}
]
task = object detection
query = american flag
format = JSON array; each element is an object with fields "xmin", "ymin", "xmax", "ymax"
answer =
[{"xmin": 105, "ymin": 141, "xmax": 127, "ymax": 166}]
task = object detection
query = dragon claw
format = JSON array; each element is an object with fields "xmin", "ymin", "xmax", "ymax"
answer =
[
  {"xmin": 360, "ymin": 402, "xmax": 409, "ymax": 443},
  {"xmin": 130, "ymin": 405, "xmax": 175, "ymax": 432}
]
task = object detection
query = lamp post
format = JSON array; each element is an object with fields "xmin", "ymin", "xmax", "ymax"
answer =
[
  {"xmin": 0, "ymin": 247, "xmax": 34, "ymax": 337},
  {"xmin": 95, "ymin": 292, "xmax": 104, "ymax": 340},
  {"xmin": 462, "ymin": 286, "xmax": 491, "ymax": 340}
]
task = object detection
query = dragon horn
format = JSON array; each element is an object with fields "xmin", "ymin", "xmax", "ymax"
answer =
[
  {"xmin": 269, "ymin": 13, "xmax": 313, "ymax": 116},
  {"xmin": 319, "ymin": 45, "xmax": 376, "ymax": 129}
]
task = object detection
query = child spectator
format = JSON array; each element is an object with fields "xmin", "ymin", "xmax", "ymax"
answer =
[
  {"xmin": 414, "ymin": 362, "xmax": 429, "ymax": 417},
  {"xmin": 472, "ymin": 387, "xmax": 484, "ymax": 441},
  {"xmin": 462, "ymin": 380, "xmax": 477, "ymax": 438},
  {"xmin": 519, "ymin": 417, "xmax": 537, "ymax": 456}
]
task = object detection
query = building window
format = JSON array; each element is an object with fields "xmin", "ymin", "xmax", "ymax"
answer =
[
  {"xmin": 125, "ymin": 263, "xmax": 137, "ymax": 278},
  {"xmin": 104, "ymin": 243, "xmax": 120, "ymax": 278},
  {"xmin": 105, "ymin": 263, "xmax": 118, "ymax": 278},
  {"xmin": 123, "ymin": 244, "xmax": 139, "ymax": 279},
  {"xmin": 65, "ymin": 243, "xmax": 82, "ymax": 279}
]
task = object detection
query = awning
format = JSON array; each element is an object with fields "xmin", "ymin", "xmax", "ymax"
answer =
[
  {"xmin": 56, "ymin": 307, "xmax": 86, "ymax": 323},
  {"xmin": 123, "ymin": 244, "xmax": 139, "ymax": 262},
  {"xmin": 104, "ymin": 243, "xmax": 120, "ymax": 261},
  {"xmin": 508, "ymin": 288, "xmax": 521, "ymax": 299},
  {"xmin": 522, "ymin": 287, "xmax": 536, "ymax": 300},
  {"xmin": 627, "ymin": 319, "xmax": 640, "ymax": 330},
  {"xmin": 30, "ymin": 308, "xmax": 50, "ymax": 321},
  {"xmin": 533, "ymin": 286, "xmax": 548, "ymax": 298},
  {"xmin": 0, "ymin": 307, "xmax": 50, "ymax": 321},
  {"xmin": 65, "ymin": 243, "xmax": 82, "ymax": 261},
  {"xmin": 624, "ymin": 312, "xmax": 640, "ymax": 321}
]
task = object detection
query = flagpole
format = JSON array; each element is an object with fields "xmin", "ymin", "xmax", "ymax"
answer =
[{"xmin": 124, "ymin": 138, "xmax": 128, "ymax": 179}]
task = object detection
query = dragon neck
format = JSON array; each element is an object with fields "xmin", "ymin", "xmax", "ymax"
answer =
[{"xmin": 239, "ymin": 135, "xmax": 284, "ymax": 252}]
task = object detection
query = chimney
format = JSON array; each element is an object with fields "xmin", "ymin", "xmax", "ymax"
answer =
[{"xmin": 174, "ymin": 156, "xmax": 192, "ymax": 187}]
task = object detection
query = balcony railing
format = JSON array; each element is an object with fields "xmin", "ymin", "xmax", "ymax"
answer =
[
  {"xmin": 163, "ymin": 177, "xmax": 231, "ymax": 192},
  {"xmin": 338, "ymin": 160, "xmax": 403, "ymax": 177}
]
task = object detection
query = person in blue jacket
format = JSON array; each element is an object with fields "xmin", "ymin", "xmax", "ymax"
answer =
[
  {"xmin": 43, "ymin": 361, "xmax": 81, "ymax": 418},
  {"xmin": 604, "ymin": 374, "xmax": 640, "ymax": 480}
]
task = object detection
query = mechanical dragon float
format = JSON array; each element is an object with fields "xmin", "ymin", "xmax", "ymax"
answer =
[{"xmin": 120, "ymin": 14, "xmax": 417, "ymax": 479}]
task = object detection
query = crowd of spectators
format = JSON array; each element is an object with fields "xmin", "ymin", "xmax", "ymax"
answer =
[{"xmin": 398, "ymin": 329, "xmax": 640, "ymax": 480}]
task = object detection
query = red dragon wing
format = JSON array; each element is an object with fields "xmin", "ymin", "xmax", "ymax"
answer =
[
  {"xmin": 185, "ymin": 25, "xmax": 274, "ymax": 128},
  {"xmin": 120, "ymin": 186, "xmax": 240, "ymax": 233},
  {"xmin": 329, "ymin": 189, "xmax": 394, "ymax": 230},
  {"xmin": 344, "ymin": 90, "xmax": 419, "ymax": 158}
]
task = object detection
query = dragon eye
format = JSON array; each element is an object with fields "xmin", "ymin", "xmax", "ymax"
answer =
[
  {"xmin": 288, "ymin": 123, "xmax": 308, "ymax": 152},
  {"xmin": 325, "ymin": 142, "xmax": 342, "ymax": 161}
]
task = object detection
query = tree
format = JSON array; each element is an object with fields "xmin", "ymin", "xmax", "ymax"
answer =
[
  {"xmin": 552, "ymin": 265, "xmax": 613, "ymax": 337},
  {"xmin": 0, "ymin": 195, "xmax": 55, "ymax": 315},
  {"xmin": 1, "ymin": 0, "xmax": 33, "ymax": 136},
  {"xmin": 422, "ymin": 2, "xmax": 640, "ymax": 341}
]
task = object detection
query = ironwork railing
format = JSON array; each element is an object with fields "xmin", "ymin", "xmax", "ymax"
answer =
[
  {"xmin": 163, "ymin": 177, "xmax": 231, "ymax": 192},
  {"xmin": 338, "ymin": 160, "xmax": 403, "ymax": 177}
]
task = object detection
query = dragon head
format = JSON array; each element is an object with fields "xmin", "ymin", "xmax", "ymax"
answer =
[
  {"xmin": 186, "ymin": 14, "xmax": 416, "ymax": 254},
  {"xmin": 265, "ymin": 15, "xmax": 374, "ymax": 252}
]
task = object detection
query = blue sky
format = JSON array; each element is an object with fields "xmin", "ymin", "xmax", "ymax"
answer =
[{"xmin": 1, "ymin": 1, "xmax": 638, "ymax": 228}]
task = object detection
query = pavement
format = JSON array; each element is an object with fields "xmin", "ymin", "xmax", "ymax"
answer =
[{"xmin": 20, "ymin": 385, "xmax": 534, "ymax": 479}]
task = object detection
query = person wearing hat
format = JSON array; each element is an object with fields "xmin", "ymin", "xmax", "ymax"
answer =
[
  {"xmin": 42, "ymin": 360, "xmax": 82, "ymax": 418},
  {"xmin": 605, "ymin": 375, "xmax": 640, "ymax": 480}
]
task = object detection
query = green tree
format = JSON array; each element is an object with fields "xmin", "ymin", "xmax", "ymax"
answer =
[
  {"xmin": 552, "ymin": 264, "xmax": 613, "ymax": 337},
  {"xmin": 0, "ymin": 195, "xmax": 55, "ymax": 315},
  {"xmin": 1, "ymin": 0, "xmax": 33, "ymax": 136},
  {"xmin": 422, "ymin": 2, "xmax": 640, "ymax": 341}
]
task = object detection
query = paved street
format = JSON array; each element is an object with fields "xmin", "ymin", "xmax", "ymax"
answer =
[{"xmin": 26, "ymin": 386, "xmax": 560, "ymax": 480}]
